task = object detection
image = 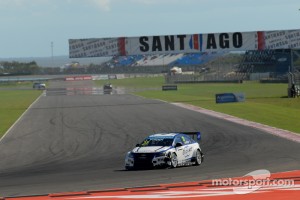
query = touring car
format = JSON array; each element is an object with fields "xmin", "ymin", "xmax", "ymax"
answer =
[
  {"xmin": 103, "ymin": 83, "xmax": 113, "ymax": 94},
  {"xmin": 125, "ymin": 132, "xmax": 204, "ymax": 170},
  {"xmin": 33, "ymin": 82, "xmax": 46, "ymax": 90}
]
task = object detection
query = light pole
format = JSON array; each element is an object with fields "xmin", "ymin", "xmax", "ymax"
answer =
[{"xmin": 51, "ymin": 41, "xmax": 54, "ymax": 67}]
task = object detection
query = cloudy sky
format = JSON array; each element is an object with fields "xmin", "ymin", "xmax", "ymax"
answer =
[{"xmin": 0, "ymin": 0, "xmax": 299, "ymax": 58}]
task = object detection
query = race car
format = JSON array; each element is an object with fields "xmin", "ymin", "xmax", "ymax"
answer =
[
  {"xmin": 125, "ymin": 132, "xmax": 204, "ymax": 170},
  {"xmin": 103, "ymin": 83, "xmax": 112, "ymax": 90},
  {"xmin": 103, "ymin": 83, "xmax": 113, "ymax": 94},
  {"xmin": 33, "ymin": 82, "xmax": 46, "ymax": 90}
]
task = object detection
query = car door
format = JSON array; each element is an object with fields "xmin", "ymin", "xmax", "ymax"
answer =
[
  {"xmin": 181, "ymin": 135, "xmax": 194, "ymax": 162},
  {"xmin": 173, "ymin": 136, "xmax": 185, "ymax": 164}
]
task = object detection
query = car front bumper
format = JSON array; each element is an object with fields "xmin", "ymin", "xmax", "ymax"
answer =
[{"xmin": 125, "ymin": 153, "xmax": 169, "ymax": 169}]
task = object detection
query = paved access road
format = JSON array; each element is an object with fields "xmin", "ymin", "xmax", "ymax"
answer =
[{"xmin": 0, "ymin": 80, "xmax": 299, "ymax": 197}]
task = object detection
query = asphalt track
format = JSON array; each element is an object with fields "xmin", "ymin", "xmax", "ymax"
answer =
[{"xmin": 0, "ymin": 80, "xmax": 300, "ymax": 197}]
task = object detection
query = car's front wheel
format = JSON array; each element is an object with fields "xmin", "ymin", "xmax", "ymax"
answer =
[{"xmin": 170, "ymin": 153, "xmax": 178, "ymax": 168}]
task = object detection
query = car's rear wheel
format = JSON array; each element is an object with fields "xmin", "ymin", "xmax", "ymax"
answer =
[
  {"xmin": 194, "ymin": 150, "xmax": 202, "ymax": 165},
  {"xmin": 170, "ymin": 153, "xmax": 178, "ymax": 168}
]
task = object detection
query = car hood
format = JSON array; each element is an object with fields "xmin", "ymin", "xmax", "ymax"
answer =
[{"xmin": 132, "ymin": 146, "xmax": 171, "ymax": 153}]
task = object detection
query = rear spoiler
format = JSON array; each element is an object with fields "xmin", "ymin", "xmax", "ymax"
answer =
[{"xmin": 179, "ymin": 132, "xmax": 201, "ymax": 142}]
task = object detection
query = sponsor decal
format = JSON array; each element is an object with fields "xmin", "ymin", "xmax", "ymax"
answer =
[
  {"xmin": 65, "ymin": 77, "xmax": 75, "ymax": 81},
  {"xmin": 69, "ymin": 38, "xmax": 120, "ymax": 58},
  {"xmin": 162, "ymin": 85, "xmax": 177, "ymax": 91},
  {"xmin": 65, "ymin": 76, "xmax": 92, "ymax": 81},
  {"xmin": 183, "ymin": 146, "xmax": 193, "ymax": 157},
  {"xmin": 216, "ymin": 93, "xmax": 245, "ymax": 103}
]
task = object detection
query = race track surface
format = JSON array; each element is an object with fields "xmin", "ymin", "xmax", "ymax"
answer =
[{"xmin": 0, "ymin": 80, "xmax": 300, "ymax": 197}]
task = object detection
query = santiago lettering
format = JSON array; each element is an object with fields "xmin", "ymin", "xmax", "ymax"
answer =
[
  {"xmin": 139, "ymin": 32, "xmax": 243, "ymax": 52},
  {"xmin": 139, "ymin": 35, "xmax": 186, "ymax": 52},
  {"xmin": 207, "ymin": 32, "xmax": 243, "ymax": 49}
]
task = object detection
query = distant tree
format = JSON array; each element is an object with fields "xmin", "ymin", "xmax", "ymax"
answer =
[
  {"xmin": 0, "ymin": 61, "xmax": 41, "ymax": 75},
  {"xmin": 42, "ymin": 67, "xmax": 61, "ymax": 75}
]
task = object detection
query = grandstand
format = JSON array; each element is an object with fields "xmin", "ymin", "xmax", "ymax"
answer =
[
  {"xmin": 105, "ymin": 54, "xmax": 179, "ymax": 67},
  {"xmin": 235, "ymin": 49, "xmax": 292, "ymax": 80},
  {"xmin": 171, "ymin": 53, "xmax": 213, "ymax": 65},
  {"xmin": 287, "ymin": 50, "xmax": 300, "ymax": 97},
  {"xmin": 104, "ymin": 52, "xmax": 222, "ymax": 68},
  {"xmin": 102, "ymin": 50, "xmax": 300, "ymax": 84},
  {"xmin": 166, "ymin": 53, "xmax": 242, "ymax": 83},
  {"xmin": 134, "ymin": 54, "xmax": 183, "ymax": 66},
  {"xmin": 107, "ymin": 55, "xmax": 144, "ymax": 67}
]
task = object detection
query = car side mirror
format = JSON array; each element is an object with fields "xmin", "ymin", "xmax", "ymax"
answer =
[
  {"xmin": 175, "ymin": 143, "xmax": 182, "ymax": 148},
  {"xmin": 136, "ymin": 144, "xmax": 141, "ymax": 147}
]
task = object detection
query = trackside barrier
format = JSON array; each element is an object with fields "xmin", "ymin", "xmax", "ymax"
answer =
[
  {"xmin": 162, "ymin": 85, "xmax": 177, "ymax": 91},
  {"xmin": 65, "ymin": 76, "xmax": 92, "ymax": 81},
  {"xmin": 2, "ymin": 170, "xmax": 300, "ymax": 200},
  {"xmin": 216, "ymin": 93, "xmax": 245, "ymax": 103}
]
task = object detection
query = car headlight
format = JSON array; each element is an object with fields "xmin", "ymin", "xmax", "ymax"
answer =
[{"xmin": 127, "ymin": 152, "xmax": 134, "ymax": 158}]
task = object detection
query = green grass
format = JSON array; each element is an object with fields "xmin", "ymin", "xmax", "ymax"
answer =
[
  {"xmin": 96, "ymin": 77, "xmax": 300, "ymax": 133},
  {"xmin": 0, "ymin": 90, "xmax": 42, "ymax": 138},
  {"xmin": 0, "ymin": 81, "xmax": 33, "ymax": 88}
]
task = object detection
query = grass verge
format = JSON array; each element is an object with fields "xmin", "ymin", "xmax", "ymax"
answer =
[{"xmin": 0, "ymin": 90, "xmax": 42, "ymax": 138}]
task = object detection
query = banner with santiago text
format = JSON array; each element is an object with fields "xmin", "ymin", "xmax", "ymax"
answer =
[{"xmin": 69, "ymin": 29, "xmax": 300, "ymax": 58}]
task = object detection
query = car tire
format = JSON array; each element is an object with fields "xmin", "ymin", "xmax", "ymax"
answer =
[
  {"xmin": 170, "ymin": 153, "xmax": 178, "ymax": 168},
  {"xmin": 194, "ymin": 150, "xmax": 202, "ymax": 166}
]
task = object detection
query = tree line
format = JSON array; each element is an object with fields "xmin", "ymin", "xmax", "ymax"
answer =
[
  {"xmin": 0, "ymin": 61, "xmax": 40, "ymax": 75},
  {"xmin": 0, "ymin": 61, "xmax": 67, "ymax": 75},
  {"xmin": 0, "ymin": 61, "xmax": 168, "ymax": 75}
]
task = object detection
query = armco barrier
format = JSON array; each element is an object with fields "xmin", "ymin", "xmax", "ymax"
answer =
[
  {"xmin": 65, "ymin": 76, "xmax": 92, "ymax": 81},
  {"xmin": 174, "ymin": 80, "xmax": 243, "ymax": 84}
]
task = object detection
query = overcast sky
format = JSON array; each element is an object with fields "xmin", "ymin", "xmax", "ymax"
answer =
[{"xmin": 0, "ymin": 0, "xmax": 299, "ymax": 58}]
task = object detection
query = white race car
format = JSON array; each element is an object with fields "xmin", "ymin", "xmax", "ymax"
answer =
[
  {"xmin": 125, "ymin": 132, "xmax": 204, "ymax": 170},
  {"xmin": 33, "ymin": 82, "xmax": 46, "ymax": 90}
]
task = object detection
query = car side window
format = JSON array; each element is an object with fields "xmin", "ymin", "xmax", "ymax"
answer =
[
  {"xmin": 174, "ymin": 136, "xmax": 183, "ymax": 146},
  {"xmin": 182, "ymin": 135, "xmax": 192, "ymax": 145},
  {"xmin": 141, "ymin": 139, "xmax": 150, "ymax": 146}
]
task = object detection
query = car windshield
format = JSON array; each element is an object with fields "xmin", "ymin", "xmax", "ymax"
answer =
[{"xmin": 140, "ymin": 137, "xmax": 174, "ymax": 147}]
